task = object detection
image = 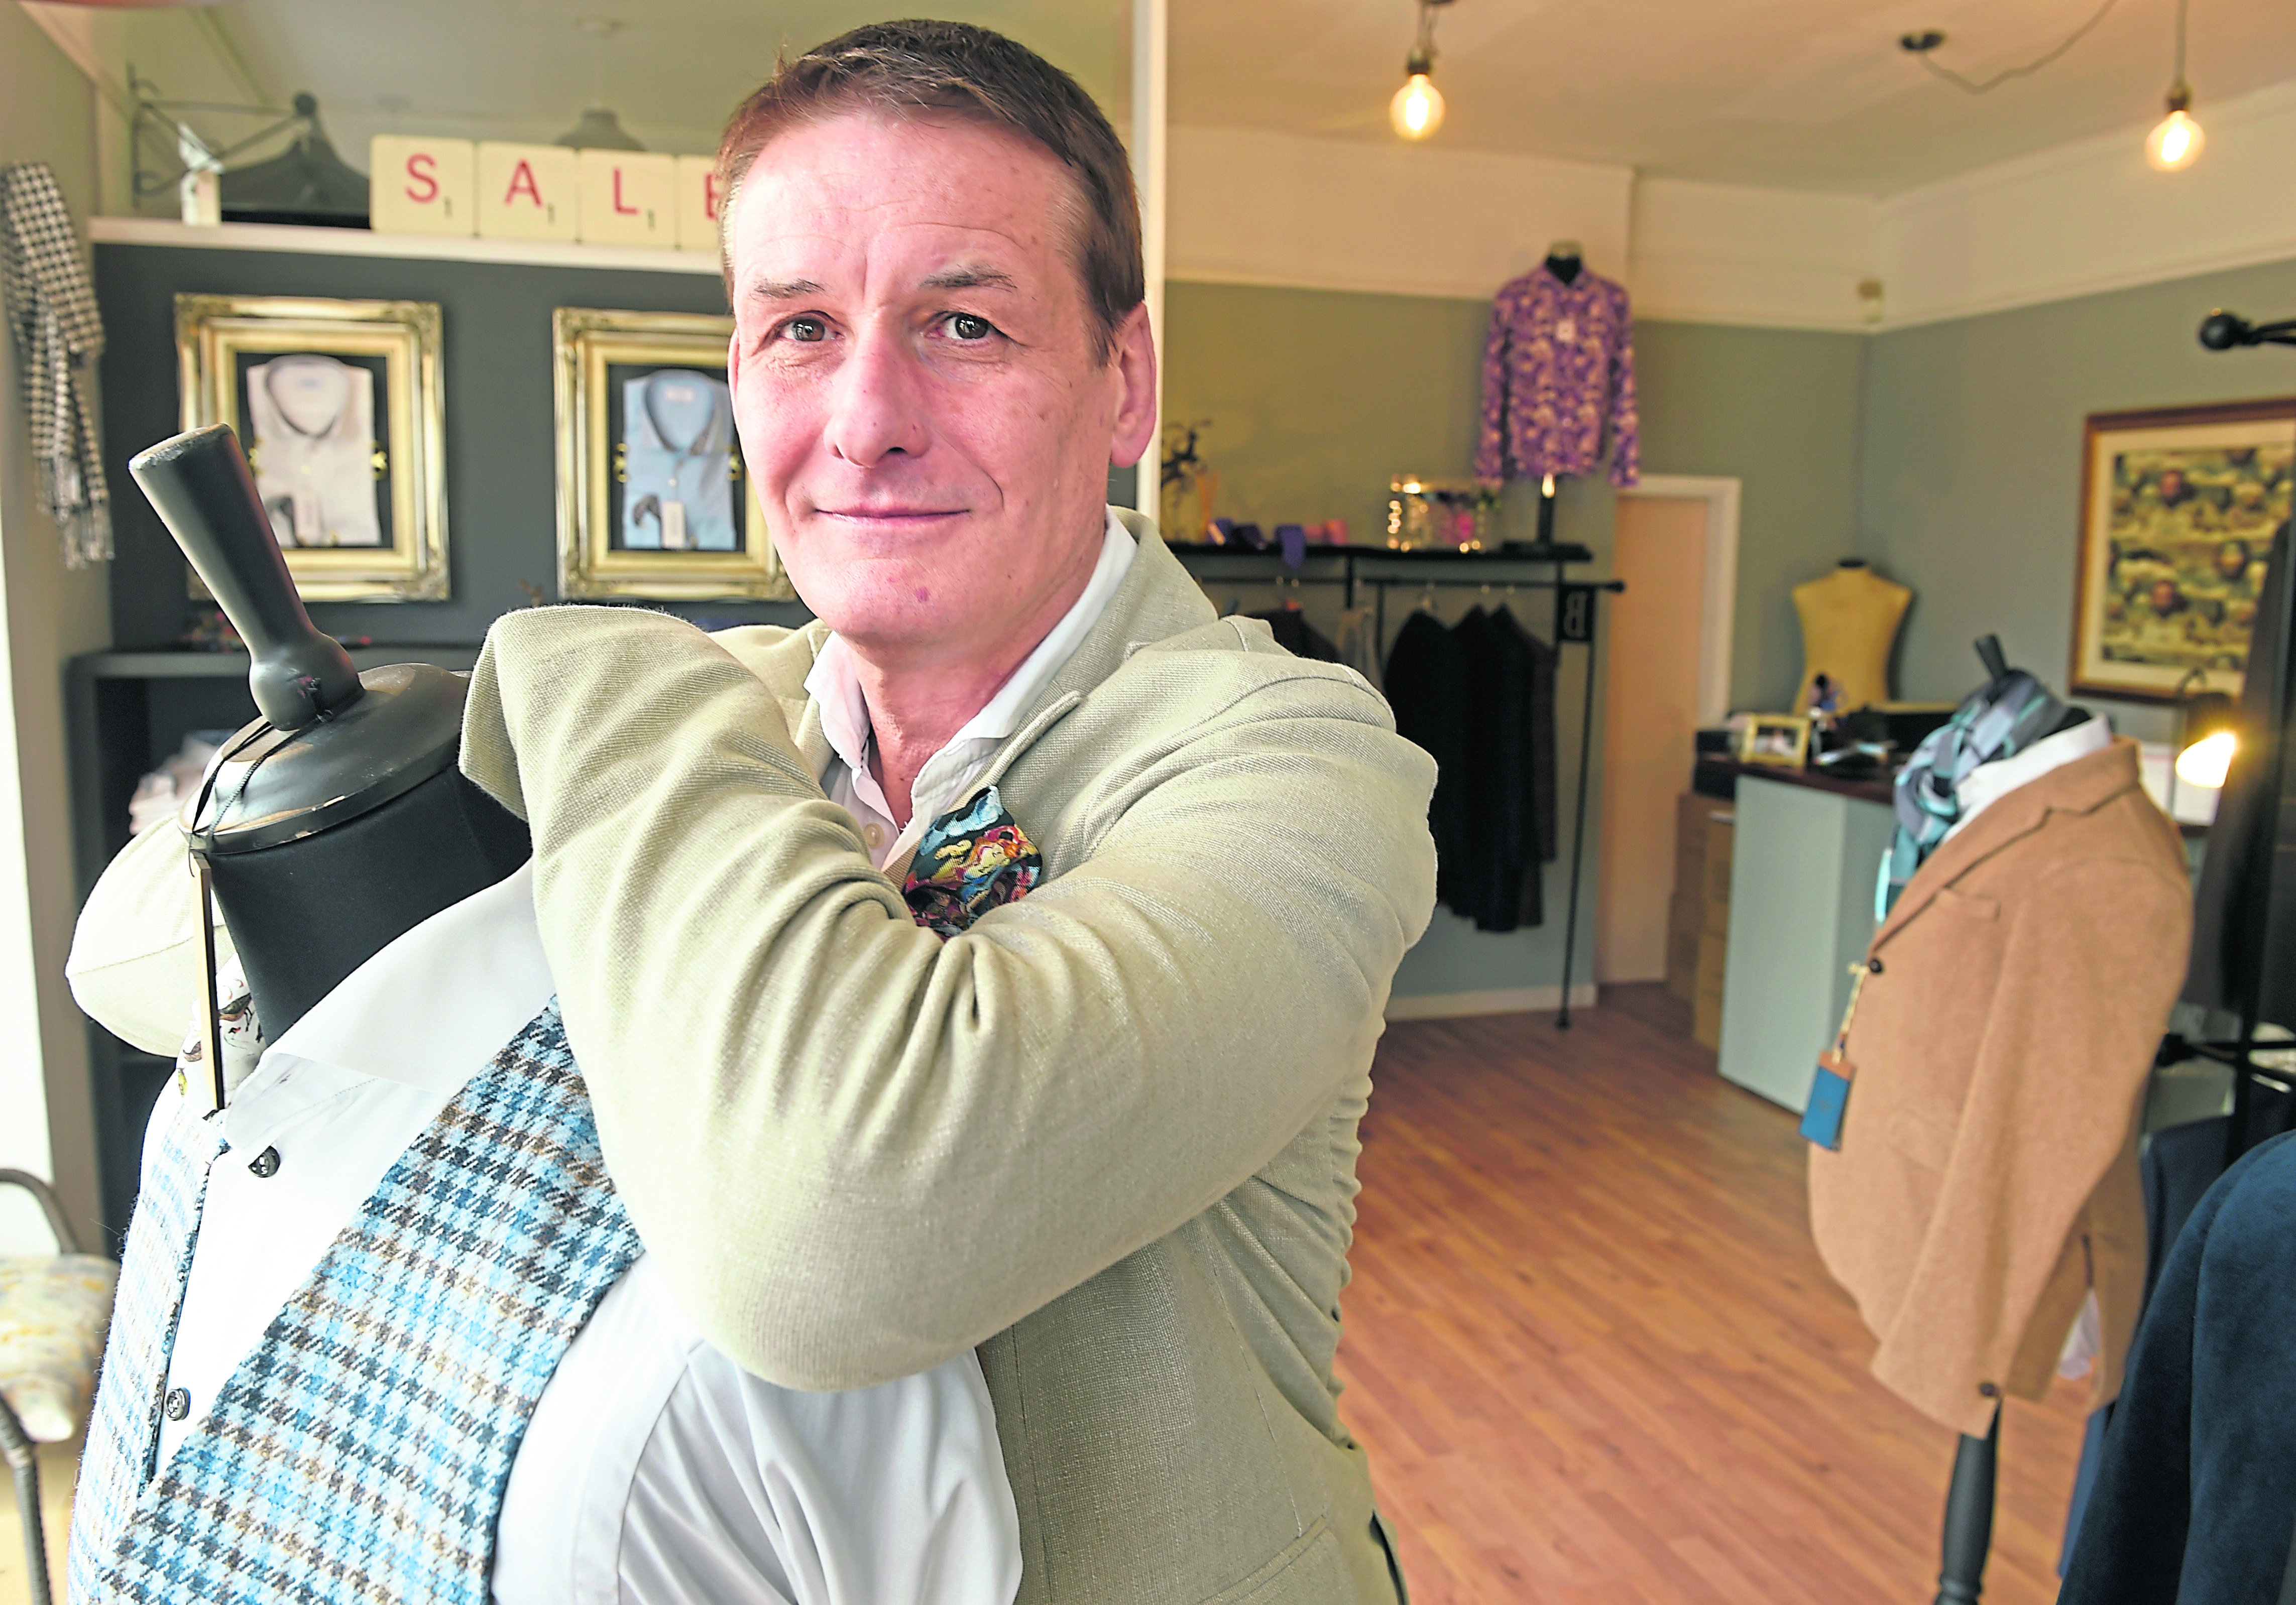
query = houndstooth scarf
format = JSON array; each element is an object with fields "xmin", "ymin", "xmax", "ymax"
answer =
[{"xmin": 0, "ymin": 164, "xmax": 110, "ymax": 568}]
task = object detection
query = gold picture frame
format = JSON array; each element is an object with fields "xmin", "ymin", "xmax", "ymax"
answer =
[
  {"xmin": 1739, "ymin": 713, "xmax": 1812, "ymax": 768},
  {"xmin": 176, "ymin": 293, "xmax": 448, "ymax": 601},
  {"xmin": 552, "ymin": 307, "xmax": 794, "ymax": 601},
  {"xmin": 2072, "ymin": 397, "xmax": 2296, "ymax": 702}
]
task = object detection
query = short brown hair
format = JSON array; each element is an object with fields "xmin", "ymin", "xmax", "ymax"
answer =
[{"xmin": 716, "ymin": 20, "xmax": 1143, "ymax": 362}]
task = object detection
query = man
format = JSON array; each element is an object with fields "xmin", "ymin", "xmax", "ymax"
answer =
[
  {"xmin": 459, "ymin": 23, "xmax": 1436, "ymax": 1600},
  {"xmin": 79, "ymin": 22, "xmax": 1437, "ymax": 1602}
]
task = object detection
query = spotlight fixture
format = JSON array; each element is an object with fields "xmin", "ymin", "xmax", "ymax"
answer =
[
  {"xmin": 2174, "ymin": 671, "xmax": 2239, "ymax": 788},
  {"xmin": 1390, "ymin": 0, "xmax": 1456, "ymax": 142},
  {"xmin": 2146, "ymin": 0, "xmax": 2203, "ymax": 170}
]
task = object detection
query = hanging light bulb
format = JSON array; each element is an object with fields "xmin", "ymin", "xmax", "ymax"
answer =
[
  {"xmin": 1390, "ymin": 0, "xmax": 1455, "ymax": 142},
  {"xmin": 2145, "ymin": 0, "xmax": 2203, "ymax": 172},
  {"xmin": 2146, "ymin": 90, "xmax": 2204, "ymax": 171},
  {"xmin": 1391, "ymin": 64, "xmax": 1444, "ymax": 139}
]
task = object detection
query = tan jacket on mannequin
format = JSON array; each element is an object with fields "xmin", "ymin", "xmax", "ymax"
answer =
[
  {"xmin": 1794, "ymin": 562, "xmax": 1911, "ymax": 713},
  {"xmin": 1808, "ymin": 738, "xmax": 2190, "ymax": 1436}
]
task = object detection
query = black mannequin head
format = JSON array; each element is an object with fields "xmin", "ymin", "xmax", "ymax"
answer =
[{"xmin": 131, "ymin": 426, "xmax": 531, "ymax": 1040}]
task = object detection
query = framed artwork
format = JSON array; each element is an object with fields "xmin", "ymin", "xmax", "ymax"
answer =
[
  {"xmin": 1739, "ymin": 713, "xmax": 1811, "ymax": 768},
  {"xmin": 175, "ymin": 294, "xmax": 448, "ymax": 601},
  {"xmin": 552, "ymin": 307, "xmax": 794, "ymax": 601},
  {"xmin": 2073, "ymin": 398, "xmax": 2296, "ymax": 701}
]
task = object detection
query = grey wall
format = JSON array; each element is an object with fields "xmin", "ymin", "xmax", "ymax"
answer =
[
  {"xmin": 1635, "ymin": 320, "xmax": 1869, "ymax": 712},
  {"xmin": 1861, "ymin": 257, "xmax": 2296, "ymax": 741},
  {"xmin": 1, "ymin": 3, "xmax": 110, "ymax": 1248},
  {"xmin": 94, "ymin": 243, "xmax": 815, "ymax": 650},
  {"xmin": 1163, "ymin": 281, "xmax": 1867, "ymax": 999}
]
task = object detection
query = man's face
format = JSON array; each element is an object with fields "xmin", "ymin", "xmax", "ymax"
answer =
[{"xmin": 726, "ymin": 113, "xmax": 1156, "ymax": 665}]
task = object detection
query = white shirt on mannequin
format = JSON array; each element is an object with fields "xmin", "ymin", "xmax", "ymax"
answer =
[{"xmin": 144, "ymin": 863, "xmax": 1020, "ymax": 1604}]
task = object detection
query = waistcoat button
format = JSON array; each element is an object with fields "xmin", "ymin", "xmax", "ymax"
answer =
[
  {"xmin": 1977, "ymin": 1381, "xmax": 1999, "ymax": 1398},
  {"xmin": 163, "ymin": 1387, "xmax": 190, "ymax": 1421},
  {"xmin": 249, "ymin": 1146, "xmax": 281, "ymax": 1178},
  {"xmin": 1868, "ymin": 957, "xmax": 1886, "ymax": 975}
]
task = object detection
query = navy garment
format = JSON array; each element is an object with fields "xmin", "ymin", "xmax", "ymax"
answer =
[
  {"xmin": 2059, "ymin": 1116, "xmax": 2241, "ymax": 1574},
  {"xmin": 2059, "ymin": 1129, "xmax": 2296, "ymax": 1601}
]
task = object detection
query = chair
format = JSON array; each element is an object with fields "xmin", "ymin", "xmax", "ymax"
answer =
[{"xmin": 0, "ymin": 1170, "xmax": 118, "ymax": 1605}]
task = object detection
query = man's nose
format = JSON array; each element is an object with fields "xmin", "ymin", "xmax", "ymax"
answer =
[{"xmin": 823, "ymin": 324, "xmax": 932, "ymax": 468}]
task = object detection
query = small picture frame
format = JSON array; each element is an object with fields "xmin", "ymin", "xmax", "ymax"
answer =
[
  {"xmin": 552, "ymin": 307, "xmax": 794, "ymax": 601},
  {"xmin": 2073, "ymin": 398, "xmax": 2296, "ymax": 702},
  {"xmin": 1739, "ymin": 713, "xmax": 1812, "ymax": 768},
  {"xmin": 176, "ymin": 294, "xmax": 449, "ymax": 601}
]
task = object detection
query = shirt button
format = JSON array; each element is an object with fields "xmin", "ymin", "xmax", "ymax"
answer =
[
  {"xmin": 864, "ymin": 823, "xmax": 885, "ymax": 849},
  {"xmin": 164, "ymin": 1387, "xmax": 191, "ymax": 1421},
  {"xmin": 1977, "ymin": 1381, "xmax": 2000, "ymax": 1399},
  {"xmin": 248, "ymin": 1146, "xmax": 281, "ymax": 1178}
]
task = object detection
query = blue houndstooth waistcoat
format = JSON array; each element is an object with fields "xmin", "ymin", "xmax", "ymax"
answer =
[{"xmin": 68, "ymin": 1001, "xmax": 641, "ymax": 1603}]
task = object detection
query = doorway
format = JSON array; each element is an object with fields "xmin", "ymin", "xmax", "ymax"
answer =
[{"xmin": 1596, "ymin": 476, "xmax": 1738, "ymax": 984}]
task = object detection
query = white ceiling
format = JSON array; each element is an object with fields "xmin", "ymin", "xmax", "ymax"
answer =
[
  {"xmin": 1178, "ymin": 0, "xmax": 2296, "ymax": 194},
  {"xmin": 40, "ymin": 0, "xmax": 2296, "ymax": 198}
]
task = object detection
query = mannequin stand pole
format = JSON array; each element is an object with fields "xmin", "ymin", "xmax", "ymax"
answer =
[{"xmin": 1935, "ymin": 1411, "xmax": 2000, "ymax": 1604}]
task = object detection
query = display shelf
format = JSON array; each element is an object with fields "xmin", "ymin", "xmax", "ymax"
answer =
[{"xmin": 89, "ymin": 215, "xmax": 718, "ymax": 277}]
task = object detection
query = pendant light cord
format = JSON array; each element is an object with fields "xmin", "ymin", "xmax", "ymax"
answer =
[
  {"xmin": 2172, "ymin": 0, "xmax": 2190, "ymax": 94},
  {"xmin": 1910, "ymin": 0, "xmax": 2122, "ymax": 94}
]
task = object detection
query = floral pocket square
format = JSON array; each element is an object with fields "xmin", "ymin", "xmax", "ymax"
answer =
[{"xmin": 903, "ymin": 785, "xmax": 1043, "ymax": 938}]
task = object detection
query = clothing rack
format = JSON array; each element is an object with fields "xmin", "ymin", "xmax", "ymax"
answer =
[{"xmin": 1172, "ymin": 543, "xmax": 1625, "ymax": 1028}]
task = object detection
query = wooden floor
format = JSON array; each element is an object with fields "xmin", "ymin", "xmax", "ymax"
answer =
[
  {"xmin": 1336, "ymin": 984, "xmax": 2091, "ymax": 1605},
  {"xmin": 8, "ymin": 986, "xmax": 2090, "ymax": 1605}
]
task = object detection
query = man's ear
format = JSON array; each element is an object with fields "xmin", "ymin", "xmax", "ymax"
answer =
[{"xmin": 1105, "ymin": 303, "xmax": 1158, "ymax": 470}]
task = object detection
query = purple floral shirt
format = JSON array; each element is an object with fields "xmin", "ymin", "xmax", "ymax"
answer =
[{"xmin": 1474, "ymin": 264, "xmax": 1640, "ymax": 488}]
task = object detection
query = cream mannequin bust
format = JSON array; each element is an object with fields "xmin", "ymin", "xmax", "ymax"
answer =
[{"xmin": 1794, "ymin": 559, "xmax": 1912, "ymax": 713}]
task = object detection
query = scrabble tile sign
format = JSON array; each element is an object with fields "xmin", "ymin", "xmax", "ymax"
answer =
[{"xmin": 369, "ymin": 137, "xmax": 718, "ymax": 253}]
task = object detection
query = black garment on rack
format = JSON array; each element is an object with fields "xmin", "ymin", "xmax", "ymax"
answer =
[
  {"xmin": 2184, "ymin": 522, "xmax": 2294, "ymax": 1024},
  {"xmin": 1384, "ymin": 605, "xmax": 1558, "ymax": 932},
  {"xmin": 2058, "ymin": 1129, "xmax": 2296, "ymax": 1601},
  {"xmin": 1250, "ymin": 606, "xmax": 1340, "ymax": 663},
  {"xmin": 1385, "ymin": 610, "xmax": 1470, "ymax": 894}
]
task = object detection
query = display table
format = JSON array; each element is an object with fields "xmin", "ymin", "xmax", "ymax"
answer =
[{"xmin": 1703, "ymin": 760, "xmax": 1896, "ymax": 1113}]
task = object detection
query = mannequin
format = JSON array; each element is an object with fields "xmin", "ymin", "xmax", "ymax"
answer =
[
  {"xmin": 1793, "ymin": 558, "xmax": 1912, "ymax": 715},
  {"xmin": 74, "ymin": 425, "xmax": 1019, "ymax": 1603},
  {"xmin": 130, "ymin": 425, "xmax": 529, "ymax": 1045},
  {"xmin": 1808, "ymin": 640, "xmax": 2189, "ymax": 1603},
  {"xmin": 1544, "ymin": 238, "xmax": 1583, "ymax": 285}
]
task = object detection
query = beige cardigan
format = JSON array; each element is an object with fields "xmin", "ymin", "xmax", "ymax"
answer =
[
  {"xmin": 69, "ymin": 517, "xmax": 1440, "ymax": 1604},
  {"xmin": 1808, "ymin": 738, "xmax": 2191, "ymax": 1437}
]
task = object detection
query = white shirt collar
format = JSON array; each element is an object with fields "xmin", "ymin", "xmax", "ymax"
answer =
[
  {"xmin": 225, "ymin": 862, "xmax": 555, "ymax": 1149},
  {"xmin": 1945, "ymin": 714, "xmax": 2112, "ymax": 840},
  {"xmin": 803, "ymin": 508, "xmax": 1137, "ymax": 829}
]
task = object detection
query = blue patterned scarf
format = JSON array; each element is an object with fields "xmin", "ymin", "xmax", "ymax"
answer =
[{"xmin": 1878, "ymin": 670, "xmax": 2067, "ymax": 919}]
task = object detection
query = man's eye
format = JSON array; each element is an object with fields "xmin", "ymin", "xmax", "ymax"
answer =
[
  {"xmin": 779, "ymin": 316, "xmax": 828, "ymax": 343},
  {"xmin": 947, "ymin": 313, "xmax": 994, "ymax": 342}
]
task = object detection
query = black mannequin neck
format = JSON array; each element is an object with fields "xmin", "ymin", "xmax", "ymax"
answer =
[
  {"xmin": 202, "ymin": 766, "xmax": 531, "ymax": 1041},
  {"xmin": 1546, "ymin": 252, "xmax": 1583, "ymax": 286}
]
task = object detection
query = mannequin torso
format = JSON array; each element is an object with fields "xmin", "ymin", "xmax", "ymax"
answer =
[{"xmin": 1794, "ymin": 560, "xmax": 1912, "ymax": 713}]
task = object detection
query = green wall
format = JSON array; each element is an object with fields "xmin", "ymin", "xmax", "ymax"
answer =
[
  {"xmin": 1861, "ymin": 257, "xmax": 2296, "ymax": 742},
  {"xmin": 1162, "ymin": 283, "xmax": 1868, "ymax": 714},
  {"xmin": 1162, "ymin": 281, "xmax": 1865, "ymax": 999},
  {"xmin": 1166, "ymin": 264, "xmax": 2296, "ymax": 1003},
  {"xmin": 1635, "ymin": 320, "xmax": 1868, "ymax": 710}
]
